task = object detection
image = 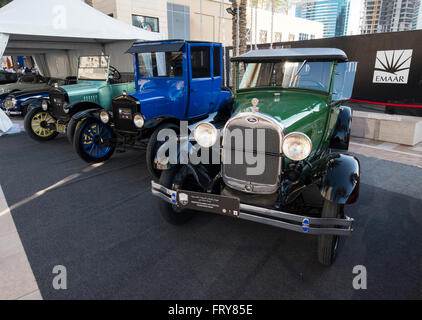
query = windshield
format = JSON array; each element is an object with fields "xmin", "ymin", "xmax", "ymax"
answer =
[
  {"xmin": 138, "ymin": 52, "xmax": 183, "ymax": 78},
  {"xmin": 78, "ymin": 56, "xmax": 109, "ymax": 81},
  {"xmin": 238, "ymin": 61, "xmax": 333, "ymax": 92}
]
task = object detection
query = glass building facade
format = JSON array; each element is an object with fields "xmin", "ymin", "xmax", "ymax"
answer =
[
  {"xmin": 295, "ymin": 0, "xmax": 351, "ymax": 38},
  {"xmin": 361, "ymin": 0, "xmax": 420, "ymax": 34}
]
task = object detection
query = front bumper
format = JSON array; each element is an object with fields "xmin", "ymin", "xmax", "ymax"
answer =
[
  {"xmin": 151, "ymin": 181, "xmax": 354, "ymax": 236},
  {"xmin": 0, "ymin": 105, "xmax": 21, "ymax": 115}
]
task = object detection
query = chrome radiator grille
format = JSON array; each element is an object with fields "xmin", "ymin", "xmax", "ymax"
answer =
[{"xmin": 222, "ymin": 113, "xmax": 284, "ymax": 194}]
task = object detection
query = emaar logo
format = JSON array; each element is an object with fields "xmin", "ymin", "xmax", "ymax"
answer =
[{"xmin": 373, "ymin": 49, "xmax": 413, "ymax": 84}]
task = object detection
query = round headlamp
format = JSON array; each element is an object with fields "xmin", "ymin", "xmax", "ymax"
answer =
[
  {"xmin": 193, "ymin": 122, "xmax": 218, "ymax": 148},
  {"xmin": 282, "ymin": 132, "xmax": 312, "ymax": 161},
  {"xmin": 63, "ymin": 102, "xmax": 69, "ymax": 113},
  {"xmin": 41, "ymin": 100, "xmax": 48, "ymax": 111},
  {"xmin": 133, "ymin": 113, "xmax": 144, "ymax": 128},
  {"xmin": 100, "ymin": 110, "xmax": 110, "ymax": 124},
  {"xmin": 4, "ymin": 98, "xmax": 16, "ymax": 109}
]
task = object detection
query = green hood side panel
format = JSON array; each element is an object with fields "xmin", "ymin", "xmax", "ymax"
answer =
[
  {"xmin": 235, "ymin": 89, "xmax": 332, "ymax": 157},
  {"xmin": 61, "ymin": 81, "xmax": 105, "ymax": 105},
  {"xmin": 60, "ymin": 80, "xmax": 135, "ymax": 111}
]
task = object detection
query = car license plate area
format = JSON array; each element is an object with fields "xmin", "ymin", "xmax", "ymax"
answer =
[
  {"xmin": 56, "ymin": 123, "xmax": 66, "ymax": 133},
  {"xmin": 177, "ymin": 190, "xmax": 240, "ymax": 217},
  {"xmin": 118, "ymin": 108, "xmax": 132, "ymax": 120}
]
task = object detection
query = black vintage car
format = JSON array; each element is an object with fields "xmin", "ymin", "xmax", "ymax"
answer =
[{"xmin": 151, "ymin": 48, "xmax": 360, "ymax": 265}]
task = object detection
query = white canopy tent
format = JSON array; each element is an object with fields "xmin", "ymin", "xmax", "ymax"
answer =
[{"xmin": 0, "ymin": 0, "xmax": 163, "ymax": 78}]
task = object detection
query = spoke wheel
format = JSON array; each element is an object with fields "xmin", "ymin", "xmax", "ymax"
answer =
[
  {"xmin": 24, "ymin": 108, "xmax": 58, "ymax": 142},
  {"xmin": 74, "ymin": 118, "xmax": 115, "ymax": 163}
]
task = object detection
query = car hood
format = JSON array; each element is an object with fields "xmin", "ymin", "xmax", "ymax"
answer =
[
  {"xmin": 59, "ymin": 81, "xmax": 106, "ymax": 97},
  {"xmin": 9, "ymin": 88, "xmax": 50, "ymax": 99},
  {"xmin": 57, "ymin": 81, "xmax": 106, "ymax": 105},
  {"xmin": 0, "ymin": 82, "xmax": 49, "ymax": 93},
  {"xmin": 235, "ymin": 89, "xmax": 331, "ymax": 156}
]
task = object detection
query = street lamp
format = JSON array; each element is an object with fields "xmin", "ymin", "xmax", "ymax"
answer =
[
  {"xmin": 226, "ymin": 7, "xmax": 243, "ymax": 16},
  {"xmin": 226, "ymin": 7, "xmax": 236, "ymax": 16}
]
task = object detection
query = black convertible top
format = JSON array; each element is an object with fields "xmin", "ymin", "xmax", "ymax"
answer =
[{"xmin": 231, "ymin": 48, "xmax": 348, "ymax": 62}]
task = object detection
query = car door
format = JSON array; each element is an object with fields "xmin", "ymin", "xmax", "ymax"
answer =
[{"xmin": 187, "ymin": 44, "xmax": 215, "ymax": 118}]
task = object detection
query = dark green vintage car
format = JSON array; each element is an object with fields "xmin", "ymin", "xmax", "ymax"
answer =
[{"xmin": 151, "ymin": 48, "xmax": 359, "ymax": 265}]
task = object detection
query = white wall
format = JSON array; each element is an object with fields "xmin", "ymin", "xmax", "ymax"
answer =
[
  {"xmin": 247, "ymin": 7, "xmax": 324, "ymax": 43},
  {"xmin": 32, "ymin": 40, "xmax": 134, "ymax": 78}
]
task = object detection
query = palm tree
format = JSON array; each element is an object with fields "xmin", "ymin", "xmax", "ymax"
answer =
[
  {"xmin": 232, "ymin": 0, "xmax": 248, "ymax": 57},
  {"xmin": 231, "ymin": 0, "xmax": 247, "ymax": 85}
]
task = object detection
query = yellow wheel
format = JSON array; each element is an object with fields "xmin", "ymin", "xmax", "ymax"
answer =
[{"xmin": 24, "ymin": 107, "xmax": 59, "ymax": 142}]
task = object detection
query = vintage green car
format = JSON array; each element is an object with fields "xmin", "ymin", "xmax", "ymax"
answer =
[
  {"xmin": 24, "ymin": 56, "xmax": 134, "ymax": 142},
  {"xmin": 151, "ymin": 48, "xmax": 359, "ymax": 265}
]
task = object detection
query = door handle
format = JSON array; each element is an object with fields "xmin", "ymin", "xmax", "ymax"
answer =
[{"xmin": 190, "ymin": 89, "xmax": 197, "ymax": 92}]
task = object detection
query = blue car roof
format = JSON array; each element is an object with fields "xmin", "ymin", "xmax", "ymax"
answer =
[{"xmin": 126, "ymin": 40, "xmax": 222, "ymax": 54}]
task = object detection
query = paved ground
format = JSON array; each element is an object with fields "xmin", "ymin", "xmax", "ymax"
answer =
[
  {"xmin": 350, "ymin": 137, "xmax": 422, "ymax": 168},
  {"xmin": 0, "ymin": 131, "xmax": 421, "ymax": 300}
]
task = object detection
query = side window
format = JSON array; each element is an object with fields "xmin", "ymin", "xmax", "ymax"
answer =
[
  {"xmin": 138, "ymin": 51, "xmax": 183, "ymax": 78},
  {"xmin": 213, "ymin": 47, "xmax": 221, "ymax": 77},
  {"xmin": 190, "ymin": 46, "xmax": 211, "ymax": 78}
]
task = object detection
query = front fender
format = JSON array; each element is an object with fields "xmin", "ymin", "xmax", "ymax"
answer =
[
  {"xmin": 72, "ymin": 108, "xmax": 103, "ymax": 121},
  {"xmin": 144, "ymin": 116, "xmax": 180, "ymax": 130},
  {"xmin": 330, "ymin": 106, "xmax": 352, "ymax": 150},
  {"xmin": 21, "ymin": 97, "xmax": 45, "ymax": 109},
  {"xmin": 320, "ymin": 153, "xmax": 360, "ymax": 205},
  {"xmin": 64, "ymin": 101, "xmax": 102, "ymax": 115}
]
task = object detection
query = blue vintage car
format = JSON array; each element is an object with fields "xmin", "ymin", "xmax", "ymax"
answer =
[
  {"xmin": 72, "ymin": 40, "xmax": 232, "ymax": 179},
  {"xmin": 1, "ymin": 88, "xmax": 49, "ymax": 116},
  {"xmin": 1, "ymin": 77, "xmax": 77, "ymax": 116}
]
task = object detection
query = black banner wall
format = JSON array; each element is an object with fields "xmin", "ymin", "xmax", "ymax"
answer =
[{"xmin": 227, "ymin": 30, "xmax": 422, "ymax": 116}]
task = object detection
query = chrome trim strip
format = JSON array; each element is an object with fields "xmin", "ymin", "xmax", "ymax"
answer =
[
  {"xmin": 238, "ymin": 212, "xmax": 352, "ymax": 236},
  {"xmin": 151, "ymin": 180, "xmax": 174, "ymax": 197},
  {"xmin": 151, "ymin": 182, "xmax": 354, "ymax": 236},
  {"xmin": 152, "ymin": 189, "xmax": 173, "ymax": 203}
]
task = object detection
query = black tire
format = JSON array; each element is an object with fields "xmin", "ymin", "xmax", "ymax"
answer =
[
  {"xmin": 158, "ymin": 166, "xmax": 194, "ymax": 225},
  {"xmin": 21, "ymin": 105, "xmax": 28, "ymax": 117},
  {"xmin": 146, "ymin": 122, "xmax": 179, "ymax": 181},
  {"xmin": 66, "ymin": 116, "xmax": 84, "ymax": 145},
  {"xmin": 317, "ymin": 200, "xmax": 344, "ymax": 266},
  {"xmin": 24, "ymin": 107, "xmax": 58, "ymax": 142},
  {"xmin": 73, "ymin": 117, "xmax": 115, "ymax": 163}
]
